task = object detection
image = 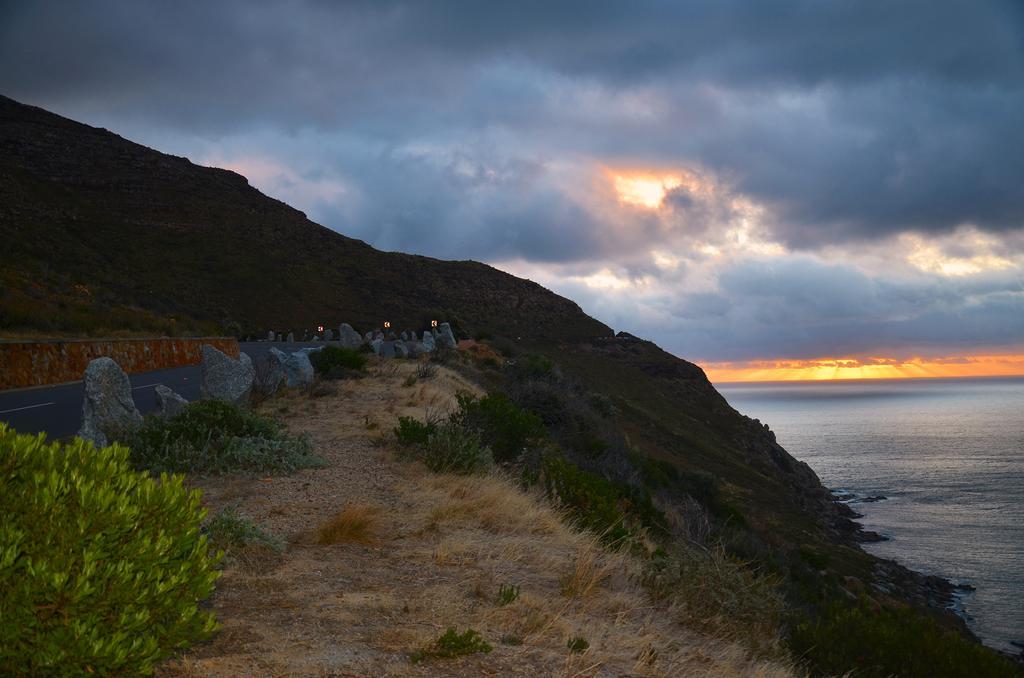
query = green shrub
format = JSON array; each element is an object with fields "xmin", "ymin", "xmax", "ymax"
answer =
[
  {"xmin": 0, "ymin": 425, "xmax": 220, "ymax": 675},
  {"xmin": 423, "ymin": 423, "xmax": 493, "ymax": 474},
  {"xmin": 454, "ymin": 392, "xmax": 545, "ymax": 462},
  {"xmin": 411, "ymin": 628, "xmax": 492, "ymax": 663},
  {"xmin": 309, "ymin": 345, "xmax": 368, "ymax": 375},
  {"xmin": 205, "ymin": 506, "xmax": 284, "ymax": 556},
  {"xmin": 788, "ymin": 598, "xmax": 1019, "ymax": 677},
  {"xmin": 394, "ymin": 416, "xmax": 437, "ymax": 446},
  {"xmin": 541, "ymin": 455, "xmax": 664, "ymax": 546},
  {"xmin": 129, "ymin": 400, "xmax": 324, "ymax": 475},
  {"xmin": 508, "ymin": 354, "xmax": 555, "ymax": 379},
  {"xmin": 567, "ymin": 636, "xmax": 589, "ymax": 653},
  {"xmin": 496, "ymin": 583, "xmax": 520, "ymax": 606}
]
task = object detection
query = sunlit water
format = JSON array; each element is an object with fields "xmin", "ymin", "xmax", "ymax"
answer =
[{"xmin": 717, "ymin": 376, "xmax": 1024, "ymax": 652}]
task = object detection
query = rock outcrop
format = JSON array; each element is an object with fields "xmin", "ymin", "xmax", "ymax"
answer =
[
  {"xmin": 77, "ymin": 357, "xmax": 142, "ymax": 447},
  {"xmin": 422, "ymin": 331, "xmax": 436, "ymax": 352},
  {"xmin": 154, "ymin": 384, "xmax": 188, "ymax": 419},
  {"xmin": 393, "ymin": 340, "xmax": 409, "ymax": 358},
  {"xmin": 200, "ymin": 345, "xmax": 255, "ymax": 406},
  {"xmin": 287, "ymin": 332, "xmax": 295, "ymax": 343}
]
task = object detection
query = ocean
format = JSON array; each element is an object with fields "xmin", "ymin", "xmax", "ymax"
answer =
[{"xmin": 716, "ymin": 376, "xmax": 1024, "ymax": 652}]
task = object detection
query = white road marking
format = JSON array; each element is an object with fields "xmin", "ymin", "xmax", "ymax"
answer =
[
  {"xmin": 0, "ymin": 401, "xmax": 55, "ymax": 414},
  {"xmin": 132, "ymin": 383, "xmax": 161, "ymax": 390}
]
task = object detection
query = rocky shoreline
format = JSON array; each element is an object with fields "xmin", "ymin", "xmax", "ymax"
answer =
[{"xmin": 832, "ymin": 489, "xmax": 1024, "ymax": 664}]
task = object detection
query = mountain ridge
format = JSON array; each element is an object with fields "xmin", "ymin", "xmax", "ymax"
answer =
[{"xmin": 0, "ymin": 93, "xmax": 610, "ymax": 341}]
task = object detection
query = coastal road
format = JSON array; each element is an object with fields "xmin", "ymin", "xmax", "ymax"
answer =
[{"xmin": 0, "ymin": 341, "xmax": 338, "ymax": 440}]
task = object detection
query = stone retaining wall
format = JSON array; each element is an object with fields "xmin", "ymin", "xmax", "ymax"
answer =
[{"xmin": 0, "ymin": 337, "xmax": 239, "ymax": 390}]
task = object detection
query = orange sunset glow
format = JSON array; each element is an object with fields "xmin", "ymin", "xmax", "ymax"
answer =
[
  {"xmin": 607, "ymin": 167, "xmax": 713, "ymax": 209},
  {"xmin": 702, "ymin": 354, "xmax": 1024, "ymax": 383}
]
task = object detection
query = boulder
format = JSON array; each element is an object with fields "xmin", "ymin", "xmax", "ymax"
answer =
[
  {"xmin": 407, "ymin": 341, "xmax": 425, "ymax": 358},
  {"xmin": 422, "ymin": 331, "xmax": 436, "ymax": 352},
  {"xmin": 393, "ymin": 340, "xmax": 409, "ymax": 358},
  {"xmin": 287, "ymin": 332, "xmax": 295, "ymax": 343},
  {"xmin": 267, "ymin": 330, "xmax": 275, "ymax": 341},
  {"xmin": 200, "ymin": 345, "xmax": 255, "ymax": 406},
  {"xmin": 77, "ymin": 357, "xmax": 143, "ymax": 447},
  {"xmin": 338, "ymin": 323, "xmax": 363, "ymax": 349},
  {"xmin": 324, "ymin": 328, "xmax": 334, "ymax": 342},
  {"xmin": 437, "ymin": 322, "xmax": 457, "ymax": 349},
  {"xmin": 154, "ymin": 384, "xmax": 188, "ymax": 419},
  {"xmin": 277, "ymin": 349, "xmax": 316, "ymax": 387},
  {"xmin": 370, "ymin": 338, "xmax": 384, "ymax": 355},
  {"xmin": 364, "ymin": 331, "xmax": 374, "ymax": 342},
  {"xmin": 262, "ymin": 349, "xmax": 290, "ymax": 395}
]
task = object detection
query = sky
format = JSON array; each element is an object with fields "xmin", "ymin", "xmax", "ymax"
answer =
[{"xmin": 2, "ymin": 1, "xmax": 1024, "ymax": 381}]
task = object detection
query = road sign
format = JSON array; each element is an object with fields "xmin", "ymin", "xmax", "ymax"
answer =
[
  {"xmin": 317, "ymin": 325, "xmax": 324, "ymax": 333},
  {"xmin": 431, "ymin": 320, "xmax": 438, "ymax": 328},
  {"xmin": 383, "ymin": 321, "xmax": 391, "ymax": 329}
]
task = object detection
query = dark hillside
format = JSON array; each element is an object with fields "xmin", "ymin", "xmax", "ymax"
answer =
[{"xmin": 0, "ymin": 94, "xmax": 610, "ymax": 340}]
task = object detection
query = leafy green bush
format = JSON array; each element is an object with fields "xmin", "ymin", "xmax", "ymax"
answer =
[
  {"xmin": 411, "ymin": 628, "xmax": 493, "ymax": 663},
  {"xmin": 394, "ymin": 416, "xmax": 437, "ymax": 446},
  {"xmin": 541, "ymin": 455, "xmax": 664, "ymax": 546},
  {"xmin": 206, "ymin": 506, "xmax": 284, "ymax": 556},
  {"xmin": 423, "ymin": 423, "xmax": 493, "ymax": 474},
  {"xmin": 454, "ymin": 392, "xmax": 546, "ymax": 462},
  {"xmin": 129, "ymin": 400, "xmax": 324, "ymax": 475},
  {"xmin": 0, "ymin": 425, "xmax": 220, "ymax": 675},
  {"xmin": 310, "ymin": 345, "xmax": 368, "ymax": 376},
  {"xmin": 788, "ymin": 598, "xmax": 1019, "ymax": 677}
]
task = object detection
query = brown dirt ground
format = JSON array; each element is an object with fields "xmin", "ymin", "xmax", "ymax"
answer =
[{"xmin": 157, "ymin": 359, "xmax": 793, "ymax": 677}]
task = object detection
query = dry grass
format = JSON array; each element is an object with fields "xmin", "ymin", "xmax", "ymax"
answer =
[
  {"xmin": 160, "ymin": 359, "xmax": 796, "ymax": 677},
  {"xmin": 559, "ymin": 538, "xmax": 617, "ymax": 599},
  {"xmin": 315, "ymin": 503, "xmax": 380, "ymax": 545}
]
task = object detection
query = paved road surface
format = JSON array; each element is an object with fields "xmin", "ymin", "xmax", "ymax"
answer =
[{"xmin": 0, "ymin": 342, "xmax": 335, "ymax": 440}]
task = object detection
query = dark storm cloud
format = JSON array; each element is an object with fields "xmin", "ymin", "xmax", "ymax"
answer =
[{"xmin": 3, "ymin": 0, "xmax": 1024, "ymax": 248}]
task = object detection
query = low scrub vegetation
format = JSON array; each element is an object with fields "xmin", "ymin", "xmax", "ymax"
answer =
[
  {"xmin": 541, "ymin": 455, "xmax": 664, "ymax": 548},
  {"xmin": 789, "ymin": 598, "xmax": 1020, "ymax": 678},
  {"xmin": 129, "ymin": 400, "xmax": 324, "ymax": 475},
  {"xmin": 642, "ymin": 545, "xmax": 785, "ymax": 654},
  {"xmin": 453, "ymin": 392, "xmax": 545, "ymax": 462},
  {"xmin": 0, "ymin": 425, "xmax": 220, "ymax": 675},
  {"xmin": 422, "ymin": 422, "xmax": 493, "ymax": 474},
  {"xmin": 411, "ymin": 628, "xmax": 492, "ymax": 663},
  {"xmin": 309, "ymin": 345, "xmax": 368, "ymax": 378},
  {"xmin": 206, "ymin": 506, "xmax": 284, "ymax": 557}
]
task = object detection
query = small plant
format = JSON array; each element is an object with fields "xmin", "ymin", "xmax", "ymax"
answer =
[
  {"xmin": 416, "ymin": 362, "xmax": 439, "ymax": 380},
  {"xmin": 316, "ymin": 504, "xmax": 379, "ymax": 545},
  {"xmin": 309, "ymin": 346, "xmax": 368, "ymax": 376},
  {"xmin": 411, "ymin": 628, "xmax": 492, "ymax": 663},
  {"xmin": 496, "ymin": 583, "xmax": 520, "ymax": 606},
  {"xmin": 567, "ymin": 636, "xmax": 590, "ymax": 653},
  {"xmin": 128, "ymin": 400, "xmax": 324, "ymax": 475},
  {"xmin": 402, "ymin": 374, "xmax": 418, "ymax": 387},
  {"xmin": 205, "ymin": 505, "xmax": 284, "ymax": 555},
  {"xmin": 423, "ymin": 423, "xmax": 493, "ymax": 474},
  {"xmin": 394, "ymin": 416, "xmax": 437, "ymax": 446},
  {"xmin": 500, "ymin": 634, "xmax": 523, "ymax": 646},
  {"xmin": 0, "ymin": 425, "xmax": 220, "ymax": 674}
]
